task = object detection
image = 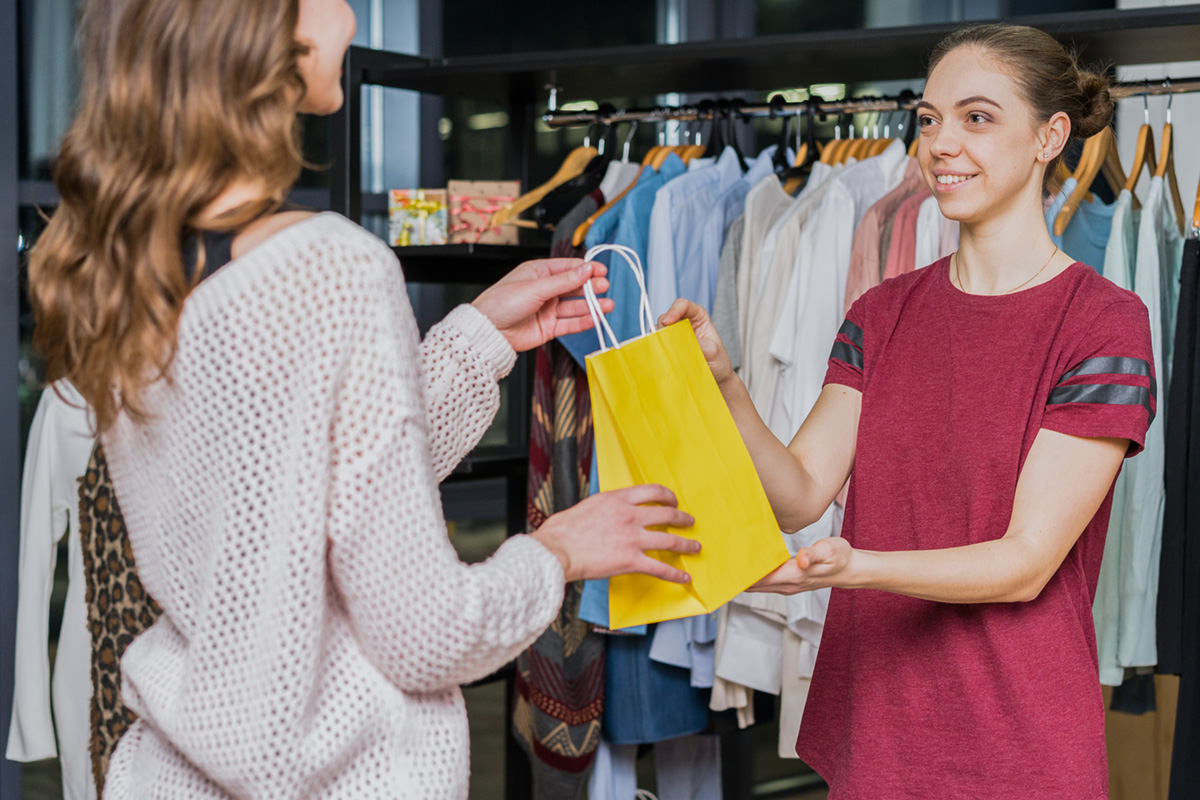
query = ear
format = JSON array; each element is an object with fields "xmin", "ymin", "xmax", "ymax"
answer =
[{"xmin": 1038, "ymin": 111, "xmax": 1072, "ymax": 161}]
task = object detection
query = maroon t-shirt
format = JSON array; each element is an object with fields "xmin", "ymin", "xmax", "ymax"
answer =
[{"xmin": 800, "ymin": 258, "xmax": 1155, "ymax": 799}]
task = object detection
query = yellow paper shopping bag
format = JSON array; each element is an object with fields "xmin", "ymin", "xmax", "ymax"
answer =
[{"xmin": 581, "ymin": 244, "xmax": 790, "ymax": 630}]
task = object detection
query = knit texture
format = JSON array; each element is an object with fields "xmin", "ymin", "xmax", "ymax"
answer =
[{"xmin": 100, "ymin": 213, "xmax": 565, "ymax": 798}]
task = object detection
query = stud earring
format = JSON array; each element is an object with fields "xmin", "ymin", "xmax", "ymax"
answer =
[{"xmin": 1043, "ymin": 150, "xmax": 1050, "ymax": 160}]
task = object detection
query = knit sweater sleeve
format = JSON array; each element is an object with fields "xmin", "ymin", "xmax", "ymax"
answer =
[
  {"xmin": 327, "ymin": 240, "xmax": 564, "ymax": 693},
  {"xmin": 419, "ymin": 304, "xmax": 516, "ymax": 482}
]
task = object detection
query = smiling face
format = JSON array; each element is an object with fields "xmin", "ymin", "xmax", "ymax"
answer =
[
  {"xmin": 916, "ymin": 46, "xmax": 1069, "ymax": 227},
  {"xmin": 296, "ymin": 0, "xmax": 357, "ymax": 115}
]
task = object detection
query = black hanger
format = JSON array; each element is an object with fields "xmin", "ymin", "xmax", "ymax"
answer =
[
  {"xmin": 770, "ymin": 95, "xmax": 793, "ymax": 174},
  {"xmin": 898, "ymin": 89, "xmax": 918, "ymax": 148},
  {"xmin": 727, "ymin": 98, "xmax": 750, "ymax": 172},
  {"xmin": 699, "ymin": 100, "xmax": 722, "ymax": 156},
  {"xmin": 776, "ymin": 97, "xmax": 820, "ymax": 184}
]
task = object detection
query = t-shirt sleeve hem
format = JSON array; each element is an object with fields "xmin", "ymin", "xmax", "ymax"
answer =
[{"xmin": 1039, "ymin": 417, "xmax": 1145, "ymax": 458}]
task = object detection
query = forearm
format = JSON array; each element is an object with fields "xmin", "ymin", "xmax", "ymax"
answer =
[
  {"xmin": 419, "ymin": 305, "xmax": 516, "ymax": 480},
  {"xmin": 719, "ymin": 375, "xmax": 831, "ymax": 533},
  {"xmin": 847, "ymin": 536, "xmax": 1048, "ymax": 604}
]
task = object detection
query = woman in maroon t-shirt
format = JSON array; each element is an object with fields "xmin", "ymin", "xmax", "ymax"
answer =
[{"xmin": 664, "ymin": 23, "xmax": 1154, "ymax": 799}]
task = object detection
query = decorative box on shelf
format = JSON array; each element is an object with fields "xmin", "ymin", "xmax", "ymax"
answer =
[
  {"xmin": 388, "ymin": 189, "xmax": 448, "ymax": 246},
  {"xmin": 448, "ymin": 180, "xmax": 520, "ymax": 245}
]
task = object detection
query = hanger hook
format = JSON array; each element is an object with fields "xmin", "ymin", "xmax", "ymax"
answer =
[
  {"xmin": 1165, "ymin": 77, "xmax": 1173, "ymax": 123},
  {"xmin": 621, "ymin": 118, "xmax": 639, "ymax": 162},
  {"xmin": 1143, "ymin": 79, "xmax": 1151, "ymax": 125}
]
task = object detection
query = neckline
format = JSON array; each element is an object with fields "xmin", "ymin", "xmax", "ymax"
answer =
[{"xmin": 937, "ymin": 254, "xmax": 1085, "ymax": 304}]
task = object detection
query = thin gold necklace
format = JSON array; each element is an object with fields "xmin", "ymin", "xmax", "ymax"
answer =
[{"xmin": 954, "ymin": 246, "xmax": 1059, "ymax": 295}]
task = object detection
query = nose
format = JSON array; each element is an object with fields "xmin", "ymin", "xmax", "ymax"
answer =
[{"xmin": 928, "ymin": 123, "xmax": 961, "ymax": 160}]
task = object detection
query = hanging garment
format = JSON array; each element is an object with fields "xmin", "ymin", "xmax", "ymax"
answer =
[
  {"xmin": 692, "ymin": 146, "xmax": 784, "ymax": 313},
  {"xmin": 843, "ymin": 157, "xmax": 924, "ymax": 311},
  {"xmin": 514, "ymin": 341, "xmax": 604, "ymax": 799},
  {"xmin": 800, "ymin": 258, "xmax": 1153, "ymax": 796},
  {"xmin": 586, "ymin": 736, "xmax": 721, "ymax": 800},
  {"xmin": 6, "ymin": 381, "xmax": 98, "ymax": 800},
  {"xmin": 1093, "ymin": 187, "xmax": 1141, "ymax": 686},
  {"xmin": 881, "ymin": 187, "xmax": 930, "ymax": 281},
  {"xmin": 1046, "ymin": 176, "xmax": 1116, "ymax": 272},
  {"xmin": 1159, "ymin": 236, "xmax": 1198, "ymax": 676},
  {"xmin": 646, "ymin": 147, "xmax": 744, "ymax": 317},
  {"xmin": 767, "ymin": 140, "xmax": 908, "ymax": 486},
  {"xmin": 734, "ymin": 175, "xmax": 795, "ymax": 367},
  {"xmin": 559, "ymin": 155, "xmax": 688, "ymax": 368},
  {"xmin": 550, "ymin": 189, "xmax": 604, "ymax": 258},
  {"xmin": 1114, "ymin": 175, "xmax": 1180, "ymax": 673},
  {"xmin": 78, "ymin": 441, "xmax": 162, "ymax": 797},
  {"xmin": 742, "ymin": 161, "xmax": 838, "ymax": 426},
  {"xmin": 1165, "ymin": 236, "xmax": 1200, "ymax": 800},
  {"xmin": 914, "ymin": 194, "xmax": 958, "ymax": 271},
  {"xmin": 711, "ymin": 216, "xmax": 745, "ymax": 371}
]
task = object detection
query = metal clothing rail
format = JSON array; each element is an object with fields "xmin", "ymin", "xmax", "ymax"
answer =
[{"xmin": 541, "ymin": 76, "xmax": 1200, "ymax": 128}]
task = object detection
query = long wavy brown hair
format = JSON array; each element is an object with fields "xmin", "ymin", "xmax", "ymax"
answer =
[{"xmin": 29, "ymin": 0, "xmax": 309, "ymax": 431}]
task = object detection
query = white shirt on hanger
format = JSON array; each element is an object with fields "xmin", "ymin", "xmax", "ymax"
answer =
[
  {"xmin": 6, "ymin": 380, "xmax": 98, "ymax": 800},
  {"xmin": 1093, "ymin": 187, "xmax": 1139, "ymax": 686},
  {"xmin": 735, "ymin": 174, "xmax": 797, "ymax": 370},
  {"xmin": 598, "ymin": 160, "xmax": 642, "ymax": 203},
  {"xmin": 742, "ymin": 161, "xmax": 837, "ymax": 419},
  {"xmin": 1115, "ymin": 175, "xmax": 1178, "ymax": 673}
]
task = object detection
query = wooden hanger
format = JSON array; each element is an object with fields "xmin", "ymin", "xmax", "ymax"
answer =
[
  {"xmin": 1123, "ymin": 96, "xmax": 1158, "ymax": 201},
  {"xmin": 1193, "ymin": 168, "xmax": 1200, "ymax": 234},
  {"xmin": 1153, "ymin": 88, "xmax": 1188, "ymax": 236},
  {"xmin": 868, "ymin": 137, "xmax": 895, "ymax": 157},
  {"xmin": 491, "ymin": 142, "xmax": 598, "ymax": 228},
  {"xmin": 1054, "ymin": 129, "xmax": 1108, "ymax": 236},
  {"xmin": 907, "ymin": 137, "xmax": 919, "ymax": 158}
]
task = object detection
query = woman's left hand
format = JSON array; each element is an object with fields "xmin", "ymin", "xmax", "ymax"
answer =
[
  {"xmin": 471, "ymin": 258, "xmax": 614, "ymax": 353},
  {"xmin": 746, "ymin": 537, "xmax": 855, "ymax": 595}
]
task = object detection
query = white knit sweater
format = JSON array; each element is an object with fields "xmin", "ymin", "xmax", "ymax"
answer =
[{"xmin": 101, "ymin": 213, "xmax": 565, "ymax": 799}]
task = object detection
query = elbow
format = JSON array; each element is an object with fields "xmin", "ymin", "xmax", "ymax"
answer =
[{"xmin": 1004, "ymin": 573, "xmax": 1052, "ymax": 604}]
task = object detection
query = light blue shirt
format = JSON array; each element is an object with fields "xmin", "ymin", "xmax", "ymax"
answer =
[
  {"xmin": 557, "ymin": 154, "xmax": 687, "ymax": 367},
  {"xmin": 1045, "ymin": 177, "xmax": 1116, "ymax": 272},
  {"xmin": 645, "ymin": 147, "xmax": 744, "ymax": 318}
]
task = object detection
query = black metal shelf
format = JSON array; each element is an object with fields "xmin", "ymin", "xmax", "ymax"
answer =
[
  {"xmin": 394, "ymin": 244, "xmax": 550, "ymax": 283},
  {"xmin": 447, "ymin": 451, "xmax": 528, "ymax": 480},
  {"xmin": 362, "ymin": 5, "xmax": 1200, "ymax": 102}
]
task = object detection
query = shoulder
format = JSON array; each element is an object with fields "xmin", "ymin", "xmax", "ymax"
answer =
[
  {"xmin": 1059, "ymin": 264, "xmax": 1148, "ymax": 330},
  {"xmin": 252, "ymin": 212, "xmax": 398, "ymax": 283}
]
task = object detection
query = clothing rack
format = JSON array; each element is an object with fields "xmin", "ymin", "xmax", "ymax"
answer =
[{"xmin": 540, "ymin": 76, "xmax": 1200, "ymax": 128}]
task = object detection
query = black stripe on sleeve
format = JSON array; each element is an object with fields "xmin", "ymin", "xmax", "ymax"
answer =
[
  {"xmin": 1058, "ymin": 356, "xmax": 1156, "ymax": 399},
  {"xmin": 838, "ymin": 320, "xmax": 864, "ymax": 350},
  {"xmin": 1048, "ymin": 383, "xmax": 1155, "ymax": 425},
  {"xmin": 830, "ymin": 341, "xmax": 864, "ymax": 372}
]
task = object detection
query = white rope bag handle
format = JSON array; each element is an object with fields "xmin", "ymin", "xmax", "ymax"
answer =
[{"xmin": 581, "ymin": 243, "xmax": 656, "ymax": 353}]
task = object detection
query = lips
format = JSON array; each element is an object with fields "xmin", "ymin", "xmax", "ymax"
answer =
[{"xmin": 933, "ymin": 172, "xmax": 977, "ymax": 192}]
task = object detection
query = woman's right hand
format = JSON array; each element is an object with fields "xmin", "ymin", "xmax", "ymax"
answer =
[
  {"xmin": 531, "ymin": 485, "xmax": 700, "ymax": 584},
  {"xmin": 658, "ymin": 299, "xmax": 734, "ymax": 388}
]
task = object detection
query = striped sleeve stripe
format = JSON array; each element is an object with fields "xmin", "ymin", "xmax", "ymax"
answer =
[
  {"xmin": 838, "ymin": 320, "xmax": 864, "ymax": 350},
  {"xmin": 1048, "ymin": 383, "xmax": 1155, "ymax": 425},
  {"xmin": 1057, "ymin": 356, "xmax": 1157, "ymax": 400},
  {"xmin": 830, "ymin": 341, "xmax": 864, "ymax": 371}
]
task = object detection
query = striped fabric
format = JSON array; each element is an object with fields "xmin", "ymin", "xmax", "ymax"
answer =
[
  {"xmin": 1050, "ymin": 356, "xmax": 1156, "ymax": 424},
  {"xmin": 829, "ymin": 319, "xmax": 865, "ymax": 373}
]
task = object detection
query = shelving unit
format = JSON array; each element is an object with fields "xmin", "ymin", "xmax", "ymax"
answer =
[{"xmin": 327, "ymin": 6, "xmax": 1200, "ymax": 799}]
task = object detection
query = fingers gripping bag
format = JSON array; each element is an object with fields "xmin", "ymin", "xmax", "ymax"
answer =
[{"xmin": 581, "ymin": 244, "xmax": 790, "ymax": 629}]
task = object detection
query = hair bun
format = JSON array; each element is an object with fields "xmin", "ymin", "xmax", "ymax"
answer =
[{"xmin": 1074, "ymin": 67, "xmax": 1113, "ymax": 139}]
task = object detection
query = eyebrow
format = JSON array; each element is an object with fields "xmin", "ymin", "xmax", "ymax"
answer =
[{"xmin": 914, "ymin": 96, "xmax": 1003, "ymax": 112}]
